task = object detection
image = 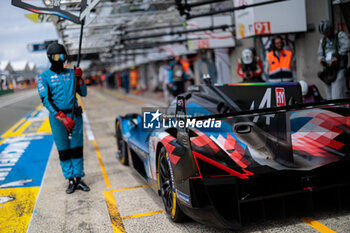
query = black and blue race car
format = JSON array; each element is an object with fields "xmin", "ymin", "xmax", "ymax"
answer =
[{"xmin": 115, "ymin": 82, "xmax": 350, "ymax": 229}]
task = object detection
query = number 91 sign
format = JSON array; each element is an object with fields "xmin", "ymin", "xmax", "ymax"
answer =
[{"xmin": 254, "ymin": 21, "xmax": 271, "ymax": 35}]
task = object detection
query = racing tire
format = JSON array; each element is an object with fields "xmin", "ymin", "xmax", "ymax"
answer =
[
  {"xmin": 158, "ymin": 147, "xmax": 186, "ymax": 222},
  {"xmin": 115, "ymin": 120, "xmax": 128, "ymax": 165}
]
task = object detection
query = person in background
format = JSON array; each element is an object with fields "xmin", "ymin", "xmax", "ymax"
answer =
[
  {"xmin": 91, "ymin": 73, "xmax": 97, "ymax": 85},
  {"xmin": 37, "ymin": 42, "xmax": 90, "ymax": 194},
  {"xmin": 84, "ymin": 75, "xmax": 92, "ymax": 86},
  {"xmin": 9, "ymin": 79, "xmax": 14, "ymax": 90},
  {"xmin": 237, "ymin": 48, "xmax": 264, "ymax": 82},
  {"xmin": 317, "ymin": 19, "xmax": 350, "ymax": 100},
  {"xmin": 116, "ymin": 72, "xmax": 122, "ymax": 89},
  {"xmin": 121, "ymin": 69, "xmax": 129, "ymax": 94},
  {"xmin": 168, "ymin": 56, "xmax": 188, "ymax": 97},
  {"xmin": 197, "ymin": 50, "xmax": 218, "ymax": 84},
  {"xmin": 1, "ymin": 77, "xmax": 6, "ymax": 90},
  {"xmin": 180, "ymin": 56, "xmax": 195, "ymax": 86},
  {"xmin": 101, "ymin": 69, "xmax": 107, "ymax": 88},
  {"xmin": 266, "ymin": 35, "xmax": 293, "ymax": 82},
  {"xmin": 299, "ymin": 80, "xmax": 323, "ymax": 103},
  {"xmin": 129, "ymin": 66, "xmax": 139, "ymax": 95},
  {"xmin": 158, "ymin": 60, "xmax": 172, "ymax": 104},
  {"xmin": 106, "ymin": 69, "xmax": 115, "ymax": 89},
  {"xmin": 97, "ymin": 71, "xmax": 103, "ymax": 86}
]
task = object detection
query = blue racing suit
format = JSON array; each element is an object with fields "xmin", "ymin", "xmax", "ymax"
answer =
[{"xmin": 37, "ymin": 68, "xmax": 87, "ymax": 179}]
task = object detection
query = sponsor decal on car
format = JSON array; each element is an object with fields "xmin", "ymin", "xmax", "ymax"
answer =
[
  {"xmin": 176, "ymin": 189, "xmax": 190, "ymax": 205},
  {"xmin": 275, "ymin": 87, "xmax": 286, "ymax": 107}
]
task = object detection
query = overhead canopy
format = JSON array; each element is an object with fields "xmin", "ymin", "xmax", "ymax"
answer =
[{"xmin": 48, "ymin": 0, "xmax": 235, "ymax": 67}]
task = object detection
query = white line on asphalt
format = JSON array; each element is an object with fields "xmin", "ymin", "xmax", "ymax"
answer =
[
  {"xmin": 0, "ymin": 179, "xmax": 33, "ymax": 188},
  {"xmin": 0, "ymin": 168, "xmax": 12, "ymax": 172},
  {"xmin": 0, "ymin": 90, "xmax": 37, "ymax": 108},
  {"xmin": 83, "ymin": 112, "xmax": 95, "ymax": 141},
  {"xmin": 0, "ymin": 164, "xmax": 15, "ymax": 167}
]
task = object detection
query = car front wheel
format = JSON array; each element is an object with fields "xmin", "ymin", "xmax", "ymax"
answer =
[
  {"xmin": 158, "ymin": 147, "xmax": 186, "ymax": 222},
  {"xmin": 115, "ymin": 120, "xmax": 128, "ymax": 165}
]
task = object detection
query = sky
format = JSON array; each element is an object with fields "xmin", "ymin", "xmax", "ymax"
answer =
[{"xmin": 0, "ymin": 0, "xmax": 58, "ymax": 69}]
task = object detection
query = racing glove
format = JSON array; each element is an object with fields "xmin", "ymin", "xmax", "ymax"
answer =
[
  {"xmin": 74, "ymin": 68, "xmax": 85, "ymax": 86},
  {"xmin": 55, "ymin": 111, "xmax": 75, "ymax": 133}
]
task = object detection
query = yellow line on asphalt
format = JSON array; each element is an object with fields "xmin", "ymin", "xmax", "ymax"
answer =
[
  {"xmin": 1, "ymin": 104, "xmax": 45, "ymax": 140},
  {"xmin": 121, "ymin": 210, "xmax": 164, "ymax": 220},
  {"xmin": 30, "ymin": 105, "xmax": 41, "ymax": 117},
  {"xmin": 95, "ymin": 92, "xmax": 106, "ymax": 101},
  {"xmin": 104, "ymin": 184, "xmax": 153, "ymax": 232},
  {"xmin": 92, "ymin": 140, "xmax": 111, "ymax": 188},
  {"xmin": 301, "ymin": 217, "xmax": 337, "ymax": 233},
  {"xmin": 1, "ymin": 117, "xmax": 26, "ymax": 138},
  {"xmin": 110, "ymin": 184, "xmax": 149, "ymax": 192},
  {"xmin": 123, "ymin": 96, "xmax": 146, "ymax": 106},
  {"xmin": 104, "ymin": 190, "xmax": 126, "ymax": 233},
  {"xmin": 80, "ymin": 94, "xmax": 124, "ymax": 232},
  {"xmin": 82, "ymin": 90, "xmax": 154, "ymax": 232},
  {"xmin": 103, "ymin": 89, "xmax": 146, "ymax": 106},
  {"xmin": 79, "ymin": 97, "xmax": 111, "ymax": 188}
]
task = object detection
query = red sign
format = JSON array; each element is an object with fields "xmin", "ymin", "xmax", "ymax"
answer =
[
  {"xmin": 275, "ymin": 88, "xmax": 286, "ymax": 107},
  {"xmin": 197, "ymin": 38, "xmax": 210, "ymax": 49},
  {"xmin": 237, "ymin": 0, "xmax": 248, "ymax": 6},
  {"xmin": 254, "ymin": 21, "xmax": 271, "ymax": 35}
]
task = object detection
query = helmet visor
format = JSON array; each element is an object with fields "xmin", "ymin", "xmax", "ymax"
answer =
[{"xmin": 50, "ymin": 54, "xmax": 66, "ymax": 62}]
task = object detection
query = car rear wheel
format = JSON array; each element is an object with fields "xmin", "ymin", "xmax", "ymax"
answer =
[
  {"xmin": 158, "ymin": 147, "xmax": 186, "ymax": 222},
  {"xmin": 115, "ymin": 120, "xmax": 128, "ymax": 165}
]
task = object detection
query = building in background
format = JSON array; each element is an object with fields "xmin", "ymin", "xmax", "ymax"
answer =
[
  {"xmin": 0, "ymin": 60, "xmax": 38, "ymax": 91},
  {"xmin": 40, "ymin": 0, "xmax": 349, "ymax": 98}
]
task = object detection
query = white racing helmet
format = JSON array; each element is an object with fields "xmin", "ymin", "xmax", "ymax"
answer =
[
  {"xmin": 318, "ymin": 19, "xmax": 333, "ymax": 34},
  {"xmin": 241, "ymin": 48, "xmax": 253, "ymax": 64},
  {"xmin": 298, "ymin": 80, "xmax": 308, "ymax": 96}
]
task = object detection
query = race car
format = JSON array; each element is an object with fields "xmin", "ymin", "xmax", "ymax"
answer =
[{"xmin": 115, "ymin": 81, "xmax": 350, "ymax": 229}]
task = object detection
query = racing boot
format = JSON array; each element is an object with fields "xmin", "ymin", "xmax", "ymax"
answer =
[
  {"xmin": 75, "ymin": 177, "xmax": 90, "ymax": 192},
  {"xmin": 66, "ymin": 178, "xmax": 76, "ymax": 194}
]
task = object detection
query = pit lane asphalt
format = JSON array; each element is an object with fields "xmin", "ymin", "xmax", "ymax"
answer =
[
  {"xmin": 0, "ymin": 89, "xmax": 40, "ymax": 135},
  {"xmin": 26, "ymin": 86, "xmax": 349, "ymax": 233}
]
